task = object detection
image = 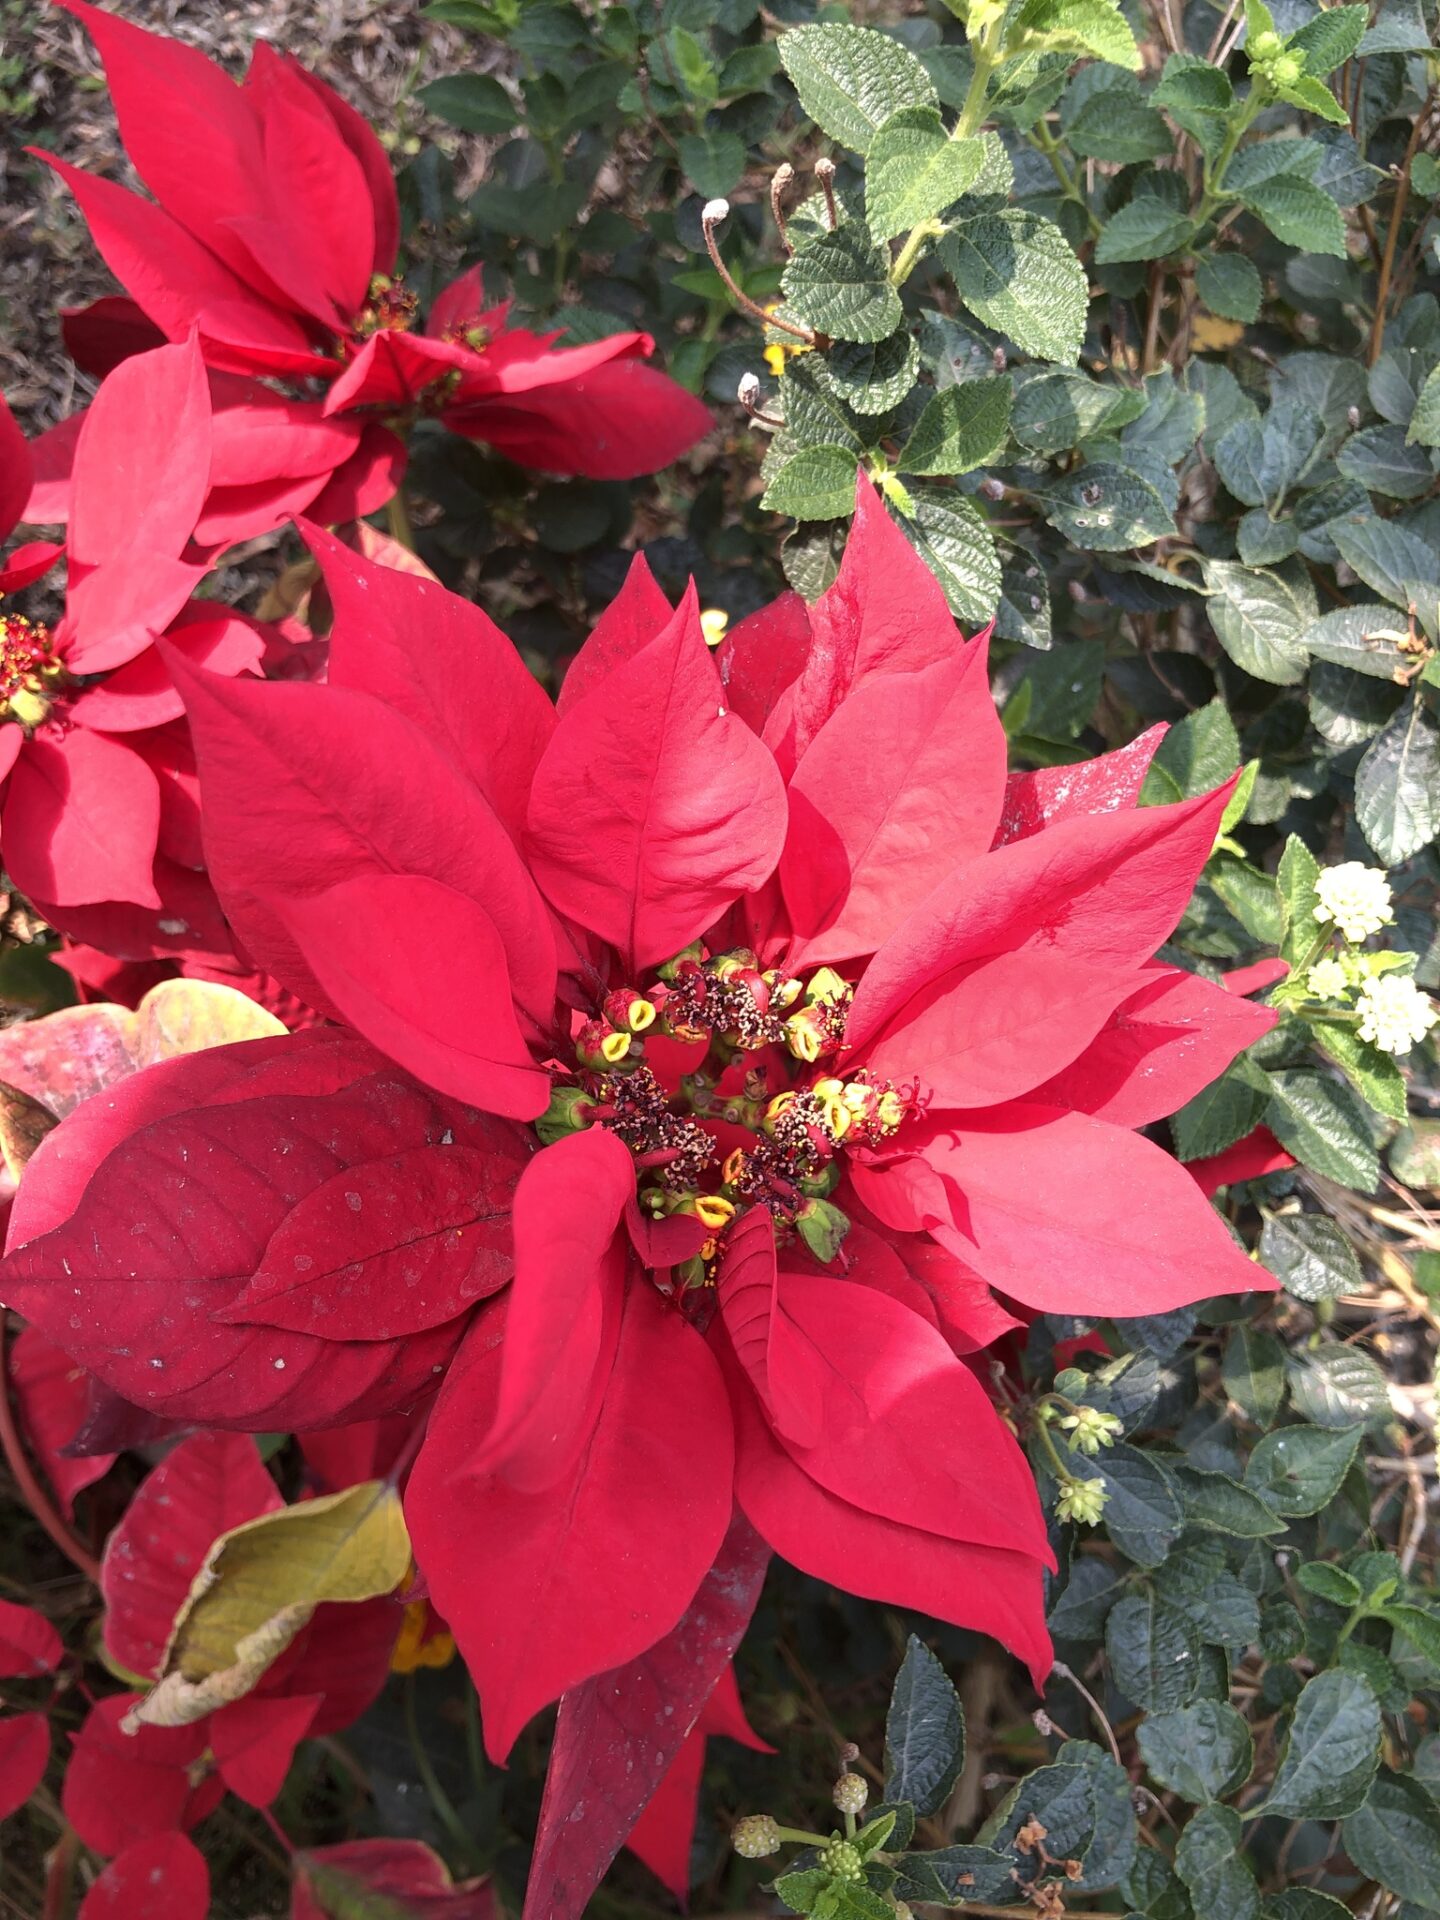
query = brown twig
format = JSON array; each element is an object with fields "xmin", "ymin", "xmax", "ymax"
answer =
[
  {"xmin": 0, "ymin": 1316, "xmax": 100, "ymax": 1584},
  {"xmin": 1369, "ymin": 102, "xmax": 1432, "ymax": 365}
]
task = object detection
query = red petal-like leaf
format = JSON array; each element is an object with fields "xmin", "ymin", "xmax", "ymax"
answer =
[
  {"xmin": 526, "ymin": 597, "xmax": 788, "ymax": 970},
  {"xmin": 61, "ymin": 1697, "xmax": 210, "ymax": 1856},
  {"xmin": 221, "ymin": 1124, "xmax": 528, "ymax": 1339},
  {"xmin": 0, "ymin": 1598, "xmax": 63, "ymax": 1678},
  {"xmin": 557, "ymin": 553, "xmax": 673, "ymax": 716},
  {"xmin": 101, "ymin": 1432, "xmax": 282, "ymax": 1681},
  {"xmin": 292, "ymin": 1840, "xmax": 496, "ymax": 1920},
  {"xmin": 995, "ymin": 726, "xmax": 1166, "ymax": 846},
  {"xmin": 0, "ymin": 1712, "xmax": 49, "ymax": 1821},
  {"xmin": 1187, "ymin": 1125, "xmax": 1294, "ymax": 1197},
  {"xmin": 450, "ymin": 358, "xmax": 711, "ymax": 481},
  {"xmin": 716, "ymin": 1208, "xmax": 826, "ymax": 1450},
  {"xmin": 0, "ymin": 394, "xmax": 32, "ymax": 538},
  {"xmin": 8, "ymin": 1327, "xmax": 116, "ymax": 1517},
  {"xmin": 408, "ymin": 1284, "xmax": 733, "ymax": 1762},
  {"xmin": 210, "ymin": 1691, "xmax": 321, "ymax": 1806},
  {"xmin": 526, "ymin": 1512, "xmax": 770, "ymax": 1920},
  {"xmin": 3, "ymin": 727, "xmax": 161, "ymax": 910},
  {"xmin": 780, "ymin": 638, "xmax": 1007, "ymax": 967},
  {"xmin": 714, "ymin": 592, "xmax": 812, "ymax": 737},
  {"xmin": 77, "ymin": 1833, "xmax": 209, "ymax": 1920}
]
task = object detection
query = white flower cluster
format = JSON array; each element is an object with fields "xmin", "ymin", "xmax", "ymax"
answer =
[
  {"xmin": 1357, "ymin": 974, "xmax": 1439, "ymax": 1056},
  {"xmin": 1314, "ymin": 862, "xmax": 1394, "ymax": 942}
]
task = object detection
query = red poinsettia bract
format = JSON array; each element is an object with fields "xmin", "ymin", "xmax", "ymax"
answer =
[
  {"xmin": 1, "ymin": 335, "xmax": 269, "ymax": 958},
  {"xmin": 39, "ymin": 0, "xmax": 711, "ymax": 494},
  {"xmin": 2, "ymin": 476, "xmax": 1273, "ymax": 1911}
]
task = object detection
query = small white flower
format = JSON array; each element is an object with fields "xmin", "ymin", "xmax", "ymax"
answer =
[
  {"xmin": 1356, "ymin": 973, "xmax": 1437, "ymax": 1055},
  {"xmin": 1307, "ymin": 955, "xmax": 1350, "ymax": 1000},
  {"xmin": 1314, "ymin": 862, "xmax": 1394, "ymax": 942}
]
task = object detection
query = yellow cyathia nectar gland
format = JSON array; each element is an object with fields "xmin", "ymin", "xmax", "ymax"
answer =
[
  {"xmin": 390, "ymin": 1600, "xmax": 456, "ymax": 1674},
  {"xmin": 0, "ymin": 616, "xmax": 64, "ymax": 732},
  {"xmin": 690, "ymin": 1193, "xmax": 736, "ymax": 1232},
  {"xmin": 700, "ymin": 607, "xmax": 729, "ymax": 648},
  {"xmin": 732, "ymin": 1814, "xmax": 782, "ymax": 1859},
  {"xmin": 604, "ymin": 988, "xmax": 656, "ymax": 1033},
  {"xmin": 351, "ymin": 271, "xmax": 419, "ymax": 341}
]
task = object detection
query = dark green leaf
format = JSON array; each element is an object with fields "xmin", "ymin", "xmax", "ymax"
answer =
[
  {"xmin": 1266, "ymin": 1069, "xmax": 1379, "ymax": 1191},
  {"xmin": 900, "ymin": 377, "xmax": 1011, "ymax": 475},
  {"xmin": 678, "ymin": 130, "xmax": 747, "ymax": 198},
  {"xmin": 1106, "ymin": 1592, "xmax": 1200, "ymax": 1711},
  {"xmin": 1343, "ymin": 1771, "xmax": 1440, "ymax": 1910},
  {"xmin": 419, "ymin": 72, "xmax": 518, "ymax": 133},
  {"xmin": 883, "ymin": 1636, "xmax": 964, "ymax": 1817},
  {"xmin": 1238, "ymin": 175, "xmax": 1347, "ymax": 256},
  {"xmin": 778, "ymin": 23, "xmax": 937, "ymax": 154},
  {"xmin": 1011, "ymin": 370, "xmax": 1147, "ymax": 451},
  {"xmin": 1196, "ymin": 253, "xmax": 1263, "ymax": 323},
  {"xmin": 761, "ymin": 444, "xmax": 861, "ymax": 519},
  {"xmin": 945, "ymin": 211, "xmax": 1087, "ymax": 362},
  {"xmin": 895, "ymin": 484, "xmax": 1001, "ymax": 622},
  {"xmin": 1289, "ymin": 4, "xmax": 1367, "ymax": 74},
  {"xmin": 1288, "ymin": 1346, "xmax": 1392, "ymax": 1429},
  {"xmin": 1175, "ymin": 1804, "xmax": 1260, "ymax": 1920},
  {"xmin": 1301, "ymin": 603, "xmax": 1418, "ymax": 680},
  {"xmin": 1172, "ymin": 1065, "xmax": 1271, "ymax": 1162},
  {"xmin": 1338, "ymin": 424, "xmax": 1435, "ymax": 498},
  {"xmin": 1244, "ymin": 1422, "xmax": 1364, "ymax": 1516},
  {"xmin": 1137, "ymin": 1701, "xmax": 1254, "ymax": 1802},
  {"xmin": 1296, "ymin": 1560, "xmax": 1363, "ymax": 1605},
  {"xmin": 1096, "ymin": 199, "xmax": 1197, "ymax": 264},
  {"xmin": 1224, "ymin": 1326, "xmax": 1289, "ymax": 1427},
  {"xmin": 781, "ymin": 228, "xmax": 904, "ymax": 343},
  {"xmin": 1088, "ymin": 1444, "xmax": 1184, "ymax": 1566},
  {"xmin": 1260, "ymin": 1213, "xmax": 1363, "ymax": 1303},
  {"xmin": 821, "ymin": 333, "xmax": 921, "ymax": 414},
  {"xmin": 1171, "ymin": 1463, "xmax": 1287, "ymax": 1537},
  {"xmin": 1200, "ymin": 560, "xmax": 1311, "ymax": 685},
  {"xmin": 1355, "ymin": 693, "xmax": 1440, "ymax": 865},
  {"xmin": 1031, "ymin": 461, "xmax": 1175, "ymax": 550}
]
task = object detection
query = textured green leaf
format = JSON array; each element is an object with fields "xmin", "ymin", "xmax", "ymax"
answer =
[
  {"xmin": 1016, "ymin": 0, "xmax": 1142, "ymax": 68},
  {"xmin": 883, "ymin": 1636, "xmax": 964, "ymax": 1816},
  {"xmin": 1266, "ymin": 1069, "xmax": 1379, "ymax": 1190},
  {"xmin": 419, "ymin": 72, "xmax": 518, "ymax": 132},
  {"xmin": 1338, "ymin": 424, "xmax": 1435, "ymax": 498},
  {"xmin": 1355, "ymin": 693, "xmax": 1440, "ymax": 864},
  {"xmin": 1011, "ymin": 370, "xmax": 1146, "ymax": 450},
  {"xmin": 1301, "ymin": 604, "xmax": 1414, "ymax": 680},
  {"xmin": 1170, "ymin": 1464, "xmax": 1287, "ymax": 1537},
  {"xmin": 1311, "ymin": 1020, "xmax": 1409, "ymax": 1123},
  {"xmin": 1064, "ymin": 67, "xmax": 1172, "ymax": 162},
  {"xmin": 1290, "ymin": 4, "xmax": 1368, "ymax": 75},
  {"xmin": 1408, "ymin": 364, "xmax": 1440, "ymax": 446},
  {"xmin": 1200, "ymin": 559, "xmax": 1311, "ymax": 685},
  {"xmin": 1385, "ymin": 1604, "xmax": 1440, "ymax": 1669},
  {"xmin": 1031, "ymin": 462, "xmax": 1175, "ymax": 550},
  {"xmin": 677, "ymin": 129, "xmax": 747, "ymax": 198},
  {"xmin": 1138, "ymin": 1702, "xmax": 1253, "ymax": 1802},
  {"xmin": 781, "ymin": 228, "xmax": 904, "ymax": 344},
  {"xmin": 1096, "ymin": 199, "xmax": 1197, "ymax": 264},
  {"xmin": 1238, "ymin": 175, "xmax": 1347, "ymax": 255},
  {"xmin": 1172, "ymin": 1064, "xmax": 1271, "ymax": 1161},
  {"xmin": 1260, "ymin": 1213, "xmax": 1363, "ymax": 1302},
  {"xmin": 1343, "ymin": 1771, "xmax": 1440, "ymax": 1910},
  {"xmin": 1223, "ymin": 1326, "xmax": 1289, "ymax": 1426},
  {"xmin": 1175, "ymin": 1804, "xmax": 1260, "ymax": 1920},
  {"xmin": 1335, "ymin": 517, "xmax": 1439, "ymax": 612},
  {"xmin": 1085, "ymin": 1444, "xmax": 1184, "ymax": 1567},
  {"xmin": 946, "ymin": 211, "xmax": 1088, "ymax": 362},
  {"xmin": 761, "ymin": 443, "xmax": 861, "ymax": 519},
  {"xmin": 1289, "ymin": 1345, "xmax": 1392, "ymax": 1429},
  {"xmin": 895, "ymin": 484, "xmax": 1001, "ymax": 622},
  {"xmin": 778, "ymin": 23, "xmax": 936, "ymax": 154},
  {"xmin": 1155, "ymin": 53, "xmax": 1234, "ymax": 113},
  {"xmin": 900, "ymin": 377, "xmax": 1011, "ymax": 475},
  {"xmin": 1263, "ymin": 1670, "xmax": 1382, "ymax": 1819},
  {"xmin": 1245, "ymin": 1421, "xmax": 1363, "ymax": 1516},
  {"xmin": 1296, "ymin": 1559, "xmax": 1364, "ymax": 1604},
  {"xmin": 1196, "ymin": 252, "xmax": 1263, "ymax": 322},
  {"xmin": 821, "ymin": 333, "xmax": 920, "ymax": 414},
  {"xmin": 865, "ymin": 108, "xmax": 984, "ymax": 242}
]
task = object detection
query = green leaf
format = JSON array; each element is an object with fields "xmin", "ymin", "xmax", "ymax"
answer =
[
  {"xmin": 1155, "ymin": 53, "xmax": 1235, "ymax": 113},
  {"xmin": 1310, "ymin": 1021, "xmax": 1409, "ymax": 1124},
  {"xmin": 1172, "ymin": 1064, "xmax": 1271, "ymax": 1162},
  {"xmin": 781, "ymin": 228, "xmax": 904, "ymax": 344},
  {"xmin": 1262, "ymin": 1669, "xmax": 1382, "ymax": 1820},
  {"xmin": 1296, "ymin": 1559, "xmax": 1363, "ymax": 1605},
  {"xmin": 1408, "ymin": 364, "xmax": 1440, "ymax": 446},
  {"xmin": 1214, "ymin": 402, "xmax": 1325, "ymax": 510},
  {"xmin": 1301, "ymin": 602, "xmax": 1421, "ymax": 679},
  {"xmin": 1266, "ymin": 1069, "xmax": 1379, "ymax": 1191},
  {"xmin": 1289, "ymin": 4, "xmax": 1368, "ymax": 75},
  {"xmin": 900, "ymin": 377, "xmax": 1011, "ymax": 476},
  {"xmin": 1063, "ymin": 66, "xmax": 1172, "ymax": 162},
  {"xmin": 1196, "ymin": 252, "xmax": 1263, "ymax": 323},
  {"xmin": 1011, "ymin": 370, "xmax": 1146, "ymax": 451},
  {"xmin": 1385, "ymin": 1604, "xmax": 1440, "ymax": 1668},
  {"xmin": 865, "ymin": 108, "xmax": 984, "ymax": 241},
  {"xmin": 1344, "ymin": 1771, "xmax": 1440, "ymax": 1910},
  {"xmin": 1138, "ymin": 1701, "xmax": 1253, "ymax": 1802},
  {"xmin": 945, "ymin": 211, "xmax": 1088, "ymax": 363},
  {"xmin": 883, "ymin": 1636, "xmax": 964, "ymax": 1816},
  {"xmin": 1278, "ymin": 833, "xmax": 1322, "ymax": 963},
  {"xmin": 1260, "ymin": 1212, "xmax": 1363, "ymax": 1302},
  {"xmin": 1238, "ymin": 175, "xmax": 1347, "ymax": 256},
  {"xmin": 778, "ymin": 24, "xmax": 936, "ymax": 155},
  {"xmin": 1288, "ymin": 1345, "xmax": 1392, "ymax": 1429},
  {"xmin": 1048, "ymin": 1556, "xmax": 1124, "ymax": 1639},
  {"xmin": 1223, "ymin": 1326, "xmax": 1289, "ymax": 1426},
  {"xmin": 1031, "ymin": 461, "xmax": 1175, "ymax": 551},
  {"xmin": 1199, "ymin": 559, "xmax": 1311, "ymax": 685},
  {"xmin": 761, "ymin": 444, "xmax": 861, "ymax": 519},
  {"xmin": 1096, "ymin": 200, "xmax": 1197, "ymax": 264},
  {"xmin": 419, "ymin": 72, "xmax": 518, "ymax": 132},
  {"xmin": 1244, "ymin": 1421, "xmax": 1364, "ymax": 1516},
  {"xmin": 1016, "ymin": 0, "xmax": 1142, "ymax": 67},
  {"xmin": 894, "ymin": 484, "xmax": 1001, "ymax": 622},
  {"xmin": 1172, "ymin": 1463, "xmax": 1287, "ymax": 1537},
  {"xmin": 1175, "ymin": 1804, "xmax": 1260, "ymax": 1920},
  {"xmin": 1274, "ymin": 72, "xmax": 1350, "ymax": 124},
  {"xmin": 778, "ymin": 354, "xmax": 866, "ymax": 453},
  {"xmin": 677, "ymin": 129, "xmax": 747, "ymax": 198},
  {"xmin": 1355, "ymin": 692, "xmax": 1440, "ymax": 865},
  {"xmin": 1263, "ymin": 1895, "xmax": 1355, "ymax": 1920},
  {"xmin": 892, "ymin": 1845, "xmax": 1016, "ymax": 1906},
  {"xmin": 822, "ymin": 333, "xmax": 920, "ymax": 415},
  {"xmin": 1086, "ymin": 1444, "xmax": 1184, "ymax": 1567},
  {"xmin": 1145, "ymin": 698, "xmax": 1241, "ymax": 798},
  {"xmin": 1338, "ymin": 423, "xmax": 1435, "ymax": 498}
]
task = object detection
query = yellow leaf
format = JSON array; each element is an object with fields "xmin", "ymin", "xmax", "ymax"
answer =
[
  {"xmin": 134, "ymin": 978, "xmax": 286, "ymax": 1063},
  {"xmin": 1193, "ymin": 312, "xmax": 1245, "ymax": 351},
  {"xmin": 127, "ymin": 1480, "xmax": 409, "ymax": 1729}
]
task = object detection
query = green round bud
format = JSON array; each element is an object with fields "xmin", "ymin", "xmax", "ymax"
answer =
[
  {"xmin": 1271, "ymin": 50, "xmax": 1303, "ymax": 83},
  {"xmin": 731, "ymin": 1814, "xmax": 782, "ymax": 1859},
  {"xmin": 1249, "ymin": 28, "xmax": 1282, "ymax": 59},
  {"xmin": 833, "ymin": 1772, "xmax": 869, "ymax": 1815},
  {"xmin": 820, "ymin": 1838, "xmax": 865, "ymax": 1882}
]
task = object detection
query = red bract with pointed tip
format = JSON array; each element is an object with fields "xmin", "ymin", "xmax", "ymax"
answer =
[
  {"xmin": 39, "ymin": 3, "xmax": 710, "ymax": 499},
  {"xmin": 2, "ymin": 474, "xmax": 1277, "ymax": 1916},
  {"xmin": 1, "ymin": 339, "xmax": 266, "ymax": 959}
]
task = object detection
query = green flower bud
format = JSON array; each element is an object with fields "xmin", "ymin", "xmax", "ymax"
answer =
[
  {"xmin": 1249, "ymin": 28, "xmax": 1282, "ymax": 60},
  {"xmin": 820, "ymin": 1837, "xmax": 865, "ymax": 1882},
  {"xmin": 796, "ymin": 1196, "xmax": 851, "ymax": 1264},
  {"xmin": 1271, "ymin": 50, "xmax": 1303, "ymax": 84},
  {"xmin": 535, "ymin": 1085, "xmax": 596, "ymax": 1146},
  {"xmin": 1056, "ymin": 1477, "xmax": 1109, "ymax": 1527}
]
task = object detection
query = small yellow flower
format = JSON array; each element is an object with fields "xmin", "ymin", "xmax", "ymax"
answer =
[{"xmin": 700, "ymin": 607, "xmax": 730, "ymax": 648}]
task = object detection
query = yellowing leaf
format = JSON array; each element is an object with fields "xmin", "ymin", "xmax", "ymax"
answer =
[
  {"xmin": 1193, "ymin": 312, "xmax": 1245, "ymax": 351},
  {"xmin": 0, "ymin": 1079, "xmax": 59, "ymax": 1180},
  {"xmin": 135, "ymin": 978, "xmax": 285, "ymax": 1061},
  {"xmin": 128, "ymin": 1480, "xmax": 410, "ymax": 1728}
]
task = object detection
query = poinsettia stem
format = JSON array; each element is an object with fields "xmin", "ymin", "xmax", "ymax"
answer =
[
  {"xmin": 0, "ymin": 1317, "xmax": 101, "ymax": 1584},
  {"xmin": 404, "ymin": 1673, "xmax": 482, "ymax": 1869},
  {"xmin": 40, "ymin": 1826, "xmax": 79, "ymax": 1920},
  {"xmin": 386, "ymin": 486, "xmax": 417, "ymax": 552}
]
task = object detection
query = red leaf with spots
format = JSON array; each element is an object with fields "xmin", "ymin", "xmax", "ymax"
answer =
[
  {"xmin": 101, "ymin": 1432, "xmax": 282, "ymax": 1680},
  {"xmin": 291, "ymin": 1840, "xmax": 496, "ymax": 1919},
  {"xmin": 525, "ymin": 596, "xmax": 788, "ymax": 971},
  {"xmin": 0, "ymin": 1598, "xmax": 62, "ymax": 1678},
  {"xmin": 995, "ymin": 725, "xmax": 1166, "ymax": 845},
  {"xmin": 526, "ymin": 1514, "xmax": 771, "ymax": 1920},
  {"xmin": 77, "ymin": 1834, "xmax": 210, "ymax": 1920},
  {"xmin": 7, "ymin": 1328, "xmax": 116, "ymax": 1518}
]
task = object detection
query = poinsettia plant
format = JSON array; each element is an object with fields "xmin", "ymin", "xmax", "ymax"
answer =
[{"xmin": 0, "ymin": 0, "xmax": 1437, "ymax": 1915}]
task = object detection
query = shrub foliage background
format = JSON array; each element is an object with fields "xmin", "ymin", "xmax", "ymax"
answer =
[{"xmin": 2, "ymin": 0, "xmax": 1438, "ymax": 1916}]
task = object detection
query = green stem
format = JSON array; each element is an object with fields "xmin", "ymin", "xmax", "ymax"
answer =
[
  {"xmin": 386, "ymin": 487, "xmax": 416, "ymax": 552},
  {"xmin": 1197, "ymin": 86, "xmax": 1268, "ymax": 223},
  {"xmin": 888, "ymin": 16, "xmax": 1003, "ymax": 289},
  {"xmin": 403, "ymin": 1675, "xmax": 479, "ymax": 1870},
  {"xmin": 889, "ymin": 219, "xmax": 943, "ymax": 287}
]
